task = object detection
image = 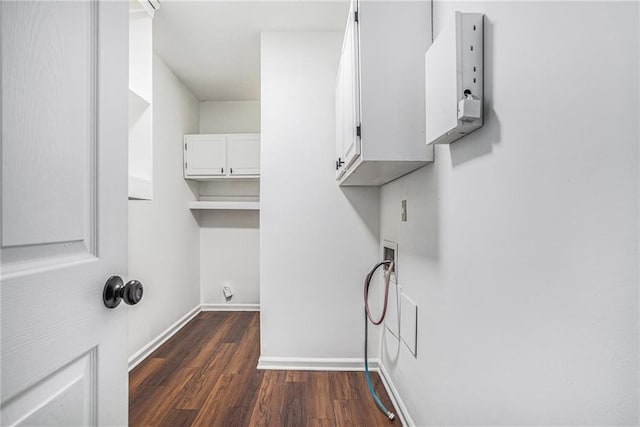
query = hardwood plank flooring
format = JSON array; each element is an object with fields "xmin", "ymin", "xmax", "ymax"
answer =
[{"xmin": 130, "ymin": 312, "xmax": 399, "ymax": 426}]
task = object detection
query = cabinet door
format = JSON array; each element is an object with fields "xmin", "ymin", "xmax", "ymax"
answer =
[
  {"xmin": 184, "ymin": 135, "xmax": 226, "ymax": 177},
  {"xmin": 227, "ymin": 134, "xmax": 260, "ymax": 176},
  {"xmin": 335, "ymin": 51, "xmax": 347, "ymax": 179},
  {"xmin": 340, "ymin": 0, "xmax": 360, "ymax": 170}
]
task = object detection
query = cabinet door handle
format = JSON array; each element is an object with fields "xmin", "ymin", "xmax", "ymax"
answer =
[
  {"xmin": 230, "ymin": 168, "xmax": 233, "ymax": 174},
  {"xmin": 221, "ymin": 168, "xmax": 224, "ymax": 174}
]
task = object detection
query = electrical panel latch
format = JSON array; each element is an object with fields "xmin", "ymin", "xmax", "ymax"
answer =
[{"xmin": 458, "ymin": 94, "xmax": 481, "ymax": 121}]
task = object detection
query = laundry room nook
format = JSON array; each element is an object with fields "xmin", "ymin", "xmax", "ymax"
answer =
[
  {"xmin": 126, "ymin": 0, "xmax": 264, "ymax": 364},
  {"xmin": 0, "ymin": 0, "xmax": 638, "ymax": 426}
]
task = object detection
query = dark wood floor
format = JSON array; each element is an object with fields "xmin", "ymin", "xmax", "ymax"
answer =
[{"xmin": 129, "ymin": 311, "xmax": 399, "ymax": 426}]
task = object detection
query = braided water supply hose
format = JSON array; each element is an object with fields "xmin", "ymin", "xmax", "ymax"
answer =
[{"xmin": 363, "ymin": 260, "xmax": 396, "ymax": 420}]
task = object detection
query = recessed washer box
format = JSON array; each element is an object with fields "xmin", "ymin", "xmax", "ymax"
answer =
[
  {"xmin": 383, "ymin": 240, "xmax": 399, "ymax": 340},
  {"xmin": 426, "ymin": 11, "xmax": 484, "ymax": 145},
  {"xmin": 383, "ymin": 240, "xmax": 398, "ymax": 283}
]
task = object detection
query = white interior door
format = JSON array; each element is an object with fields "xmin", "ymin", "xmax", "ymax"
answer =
[
  {"xmin": 1, "ymin": 1, "xmax": 129, "ymax": 426},
  {"xmin": 227, "ymin": 134, "xmax": 260, "ymax": 176},
  {"xmin": 185, "ymin": 135, "xmax": 227, "ymax": 177}
]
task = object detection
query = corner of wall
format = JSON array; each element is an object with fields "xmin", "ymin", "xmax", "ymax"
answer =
[
  {"xmin": 260, "ymin": 31, "xmax": 380, "ymax": 360},
  {"xmin": 127, "ymin": 54, "xmax": 202, "ymax": 359}
]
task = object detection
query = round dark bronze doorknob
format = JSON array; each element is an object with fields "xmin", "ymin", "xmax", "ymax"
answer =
[
  {"xmin": 122, "ymin": 280, "xmax": 143, "ymax": 305},
  {"xmin": 103, "ymin": 276, "xmax": 144, "ymax": 308}
]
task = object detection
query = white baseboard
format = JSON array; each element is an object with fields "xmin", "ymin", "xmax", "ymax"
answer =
[
  {"xmin": 201, "ymin": 303, "xmax": 260, "ymax": 311},
  {"xmin": 377, "ymin": 362, "xmax": 415, "ymax": 427},
  {"xmin": 257, "ymin": 356, "xmax": 379, "ymax": 372},
  {"xmin": 127, "ymin": 305, "xmax": 201, "ymax": 371}
]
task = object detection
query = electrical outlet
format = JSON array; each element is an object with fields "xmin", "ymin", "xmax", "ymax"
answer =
[
  {"xmin": 401, "ymin": 200, "xmax": 407, "ymax": 222},
  {"xmin": 223, "ymin": 286, "xmax": 233, "ymax": 300}
]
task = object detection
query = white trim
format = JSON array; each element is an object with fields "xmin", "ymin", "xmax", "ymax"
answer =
[
  {"xmin": 377, "ymin": 362, "xmax": 415, "ymax": 427},
  {"xmin": 127, "ymin": 305, "xmax": 200, "ymax": 371},
  {"xmin": 257, "ymin": 356, "xmax": 379, "ymax": 372},
  {"xmin": 201, "ymin": 303, "xmax": 260, "ymax": 312}
]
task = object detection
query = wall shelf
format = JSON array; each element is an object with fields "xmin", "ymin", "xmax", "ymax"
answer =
[{"xmin": 188, "ymin": 201, "xmax": 260, "ymax": 210}]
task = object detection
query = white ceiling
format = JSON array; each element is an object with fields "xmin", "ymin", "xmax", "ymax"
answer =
[{"xmin": 153, "ymin": 1, "xmax": 349, "ymax": 101}]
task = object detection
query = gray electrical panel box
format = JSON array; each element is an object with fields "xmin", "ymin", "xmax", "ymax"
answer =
[{"xmin": 426, "ymin": 12, "xmax": 484, "ymax": 145}]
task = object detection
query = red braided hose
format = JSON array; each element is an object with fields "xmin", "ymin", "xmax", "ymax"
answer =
[{"xmin": 364, "ymin": 260, "xmax": 395, "ymax": 325}]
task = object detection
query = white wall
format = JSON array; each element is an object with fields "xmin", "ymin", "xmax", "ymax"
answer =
[
  {"xmin": 128, "ymin": 54, "xmax": 201, "ymax": 358},
  {"xmin": 199, "ymin": 100, "xmax": 260, "ymax": 134},
  {"xmin": 380, "ymin": 2, "xmax": 639, "ymax": 425},
  {"xmin": 260, "ymin": 32, "xmax": 381, "ymax": 360},
  {"xmin": 199, "ymin": 211, "xmax": 260, "ymax": 306},
  {"xmin": 198, "ymin": 101, "xmax": 261, "ymax": 306}
]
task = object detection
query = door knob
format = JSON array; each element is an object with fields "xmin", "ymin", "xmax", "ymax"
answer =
[{"xmin": 103, "ymin": 276, "xmax": 144, "ymax": 308}]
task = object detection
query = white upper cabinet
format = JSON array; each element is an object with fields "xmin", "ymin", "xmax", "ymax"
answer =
[
  {"xmin": 335, "ymin": 0, "xmax": 359, "ymax": 179},
  {"xmin": 227, "ymin": 134, "xmax": 260, "ymax": 176},
  {"xmin": 335, "ymin": 0, "xmax": 434, "ymax": 186},
  {"xmin": 185, "ymin": 134, "xmax": 227, "ymax": 177},
  {"xmin": 184, "ymin": 133, "xmax": 260, "ymax": 180}
]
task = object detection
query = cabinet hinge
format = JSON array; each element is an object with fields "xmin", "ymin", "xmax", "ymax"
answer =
[
  {"xmin": 356, "ymin": 125, "xmax": 361, "ymax": 138},
  {"xmin": 185, "ymin": 162, "xmax": 187, "ymax": 169},
  {"xmin": 354, "ymin": 10, "xmax": 358, "ymax": 22},
  {"xmin": 184, "ymin": 143, "xmax": 187, "ymax": 151}
]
